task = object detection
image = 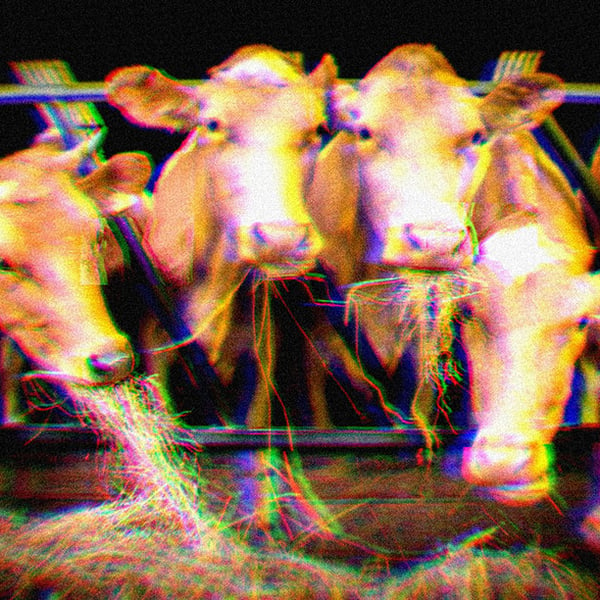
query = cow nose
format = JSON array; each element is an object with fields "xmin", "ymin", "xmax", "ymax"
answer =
[
  {"xmin": 404, "ymin": 224, "xmax": 468, "ymax": 256},
  {"xmin": 463, "ymin": 433, "xmax": 550, "ymax": 487},
  {"xmin": 88, "ymin": 348, "xmax": 134, "ymax": 383}
]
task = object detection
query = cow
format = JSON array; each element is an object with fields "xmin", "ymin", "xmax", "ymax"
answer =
[
  {"xmin": 106, "ymin": 45, "xmax": 336, "ymax": 426},
  {"xmin": 306, "ymin": 44, "xmax": 567, "ymax": 435},
  {"xmin": 306, "ymin": 41, "xmax": 600, "ymax": 485},
  {"xmin": 460, "ymin": 128, "xmax": 600, "ymax": 505},
  {"xmin": 0, "ymin": 128, "xmax": 152, "ymax": 418}
]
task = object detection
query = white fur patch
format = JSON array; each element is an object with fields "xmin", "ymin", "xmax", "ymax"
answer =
[{"xmin": 479, "ymin": 225, "xmax": 567, "ymax": 285}]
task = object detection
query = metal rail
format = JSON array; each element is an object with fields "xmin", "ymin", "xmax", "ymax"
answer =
[
  {"xmin": 2, "ymin": 80, "xmax": 600, "ymax": 104},
  {"xmin": 0, "ymin": 424, "xmax": 597, "ymax": 450}
]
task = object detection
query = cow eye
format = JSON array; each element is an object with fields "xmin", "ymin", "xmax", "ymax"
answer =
[
  {"xmin": 358, "ymin": 127, "xmax": 372, "ymax": 141},
  {"xmin": 470, "ymin": 130, "xmax": 488, "ymax": 146},
  {"xmin": 0, "ymin": 258, "xmax": 15, "ymax": 273},
  {"xmin": 206, "ymin": 119, "xmax": 221, "ymax": 132},
  {"xmin": 316, "ymin": 123, "xmax": 330, "ymax": 137}
]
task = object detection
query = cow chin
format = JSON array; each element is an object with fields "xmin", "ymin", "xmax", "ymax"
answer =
[{"xmin": 256, "ymin": 258, "xmax": 316, "ymax": 280}]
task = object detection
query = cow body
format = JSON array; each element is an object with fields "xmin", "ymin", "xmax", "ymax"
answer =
[
  {"xmin": 107, "ymin": 46, "xmax": 335, "ymax": 426},
  {"xmin": 0, "ymin": 131, "xmax": 152, "ymax": 414}
]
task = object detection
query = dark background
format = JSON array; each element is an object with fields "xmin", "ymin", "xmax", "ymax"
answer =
[{"xmin": 1, "ymin": 1, "xmax": 600, "ymax": 166}]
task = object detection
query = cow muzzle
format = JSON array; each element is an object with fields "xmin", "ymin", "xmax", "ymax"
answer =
[
  {"xmin": 85, "ymin": 337, "xmax": 135, "ymax": 384},
  {"xmin": 462, "ymin": 432, "xmax": 552, "ymax": 505},
  {"xmin": 237, "ymin": 222, "xmax": 322, "ymax": 276},
  {"xmin": 382, "ymin": 224, "xmax": 474, "ymax": 270}
]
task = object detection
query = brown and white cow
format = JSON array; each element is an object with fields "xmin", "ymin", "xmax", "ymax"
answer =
[
  {"xmin": 308, "ymin": 44, "xmax": 600, "ymax": 477},
  {"xmin": 0, "ymin": 129, "xmax": 152, "ymax": 414},
  {"xmin": 460, "ymin": 129, "xmax": 600, "ymax": 505},
  {"xmin": 106, "ymin": 46, "xmax": 335, "ymax": 426},
  {"xmin": 306, "ymin": 45, "xmax": 567, "ymax": 429}
]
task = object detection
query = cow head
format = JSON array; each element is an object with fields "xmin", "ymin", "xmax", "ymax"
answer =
[
  {"xmin": 311, "ymin": 44, "xmax": 564, "ymax": 276},
  {"xmin": 0, "ymin": 131, "xmax": 152, "ymax": 385},
  {"xmin": 107, "ymin": 45, "xmax": 336, "ymax": 284},
  {"xmin": 461, "ymin": 130, "xmax": 600, "ymax": 504}
]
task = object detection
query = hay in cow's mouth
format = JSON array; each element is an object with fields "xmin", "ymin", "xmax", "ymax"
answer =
[{"xmin": 345, "ymin": 268, "xmax": 484, "ymax": 393}]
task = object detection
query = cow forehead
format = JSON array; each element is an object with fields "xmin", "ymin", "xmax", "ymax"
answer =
[
  {"xmin": 211, "ymin": 53, "xmax": 305, "ymax": 86},
  {"xmin": 357, "ymin": 73, "xmax": 482, "ymax": 135},
  {"xmin": 201, "ymin": 81, "xmax": 325, "ymax": 127}
]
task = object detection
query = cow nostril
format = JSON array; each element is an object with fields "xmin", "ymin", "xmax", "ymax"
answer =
[
  {"xmin": 404, "ymin": 225, "xmax": 468, "ymax": 254},
  {"xmin": 88, "ymin": 351, "xmax": 133, "ymax": 382},
  {"xmin": 405, "ymin": 225, "xmax": 423, "ymax": 250}
]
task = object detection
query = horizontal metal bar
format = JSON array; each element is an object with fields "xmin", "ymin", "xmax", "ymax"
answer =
[
  {"xmin": 2, "ymin": 80, "xmax": 600, "ymax": 105},
  {"xmin": 0, "ymin": 424, "xmax": 437, "ymax": 449},
  {"xmin": 0, "ymin": 424, "xmax": 597, "ymax": 451}
]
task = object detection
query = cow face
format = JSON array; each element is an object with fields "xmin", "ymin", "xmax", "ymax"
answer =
[
  {"xmin": 107, "ymin": 46, "xmax": 336, "ymax": 283},
  {"xmin": 460, "ymin": 132, "xmax": 600, "ymax": 504},
  {"xmin": 0, "ymin": 132, "xmax": 151, "ymax": 385},
  {"xmin": 327, "ymin": 45, "xmax": 486, "ymax": 271},
  {"xmin": 319, "ymin": 45, "xmax": 564, "ymax": 274}
]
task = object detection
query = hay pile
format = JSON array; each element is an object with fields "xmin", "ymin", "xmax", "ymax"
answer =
[
  {"xmin": 0, "ymin": 377, "xmax": 595, "ymax": 598},
  {"xmin": 0, "ymin": 377, "xmax": 360, "ymax": 599}
]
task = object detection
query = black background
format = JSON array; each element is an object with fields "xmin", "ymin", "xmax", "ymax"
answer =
[{"xmin": 1, "ymin": 1, "xmax": 600, "ymax": 166}]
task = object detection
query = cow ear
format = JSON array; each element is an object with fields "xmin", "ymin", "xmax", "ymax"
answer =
[
  {"xmin": 106, "ymin": 65, "xmax": 201, "ymax": 132},
  {"xmin": 143, "ymin": 132, "xmax": 208, "ymax": 285},
  {"xmin": 307, "ymin": 53, "xmax": 338, "ymax": 89},
  {"xmin": 79, "ymin": 152, "xmax": 153, "ymax": 215},
  {"xmin": 479, "ymin": 73, "xmax": 565, "ymax": 133}
]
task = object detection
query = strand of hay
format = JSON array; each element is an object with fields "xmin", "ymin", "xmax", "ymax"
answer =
[
  {"xmin": 346, "ymin": 270, "xmax": 482, "ymax": 392},
  {"xmin": 71, "ymin": 376, "xmax": 212, "ymax": 541}
]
